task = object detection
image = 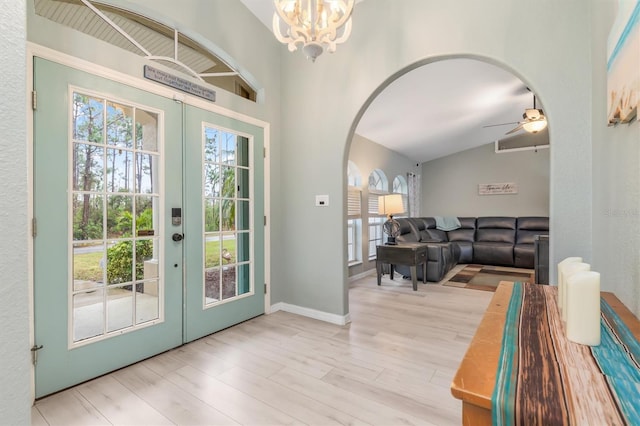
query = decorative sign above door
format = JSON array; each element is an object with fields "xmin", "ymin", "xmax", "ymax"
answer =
[{"xmin": 144, "ymin": 65, "xmax": 216, "ymax": 102}]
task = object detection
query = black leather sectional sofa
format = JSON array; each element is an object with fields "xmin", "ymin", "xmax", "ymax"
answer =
[{"xmin": 392, "ymin": 216, "xmax": 549, "ymax": 282}]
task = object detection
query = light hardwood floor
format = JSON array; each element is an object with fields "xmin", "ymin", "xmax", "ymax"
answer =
[{"xmin": 32, "ymin": 268, "xmax": 493, "ymax": 426}]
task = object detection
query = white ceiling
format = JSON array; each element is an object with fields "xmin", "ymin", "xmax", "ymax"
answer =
[{"xmin": 240, "ymin": 1, "xmax": 538, "ymax": 164}]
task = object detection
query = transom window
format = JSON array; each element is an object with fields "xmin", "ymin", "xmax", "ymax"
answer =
[{"xmin": 35, "ymin": 0, "xmax": 257, "ymax": 101}]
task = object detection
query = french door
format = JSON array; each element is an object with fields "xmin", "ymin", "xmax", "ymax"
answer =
[{"xmin": 32, "ymin": 57, "xmax": 265, "ymax": 398}]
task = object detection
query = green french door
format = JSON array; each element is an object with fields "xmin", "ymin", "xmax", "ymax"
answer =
[{"xmin": 33, "ymin": 57, "xmax": 264, "ymax": 398}]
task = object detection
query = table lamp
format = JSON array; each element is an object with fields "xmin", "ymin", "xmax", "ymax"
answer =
[{"xmin": 378, "ymin": 194, "xmax": 404, "ymax": 245}]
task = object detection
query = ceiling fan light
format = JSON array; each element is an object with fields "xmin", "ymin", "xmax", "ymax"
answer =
[
  {"xmin": 523, "ymin": 119, "xmax": 548, "ymax": 133},
  {"xmin": 523, "ymin": 108, "xmax": 544, "ymax": 120}
]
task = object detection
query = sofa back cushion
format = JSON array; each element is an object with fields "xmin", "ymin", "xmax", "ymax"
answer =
[
  {"xmin": 412, "ymin": 217, "xmax": 448, "ymax": 242},
  {"xmin": 476, "ymin": 217, "xmax": 516, "ymax": 244},
  {"xmin": 394, "ymin": 218, "xmax": 420, "ymax": 242},
  {"xmin": 447, "ymin": 217, "xmax": 476, "ymax": 242},
  {"xmin": 516, "ymin": 217, "xmax": 549, "ymax": 244}
]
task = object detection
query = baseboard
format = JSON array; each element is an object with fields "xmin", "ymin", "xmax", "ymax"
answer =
[
  {"xmin": 348, "ymin": 268, "xmax": 376, "ymax": 282},
  {"xmin": 270, "ymin": 302, "xmax": 351, "ymax": 326}
]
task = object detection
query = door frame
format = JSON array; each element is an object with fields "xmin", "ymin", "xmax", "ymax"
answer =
[{"xmin": 26, "ymin": 42, "xmax": 271, "ymax": 402}]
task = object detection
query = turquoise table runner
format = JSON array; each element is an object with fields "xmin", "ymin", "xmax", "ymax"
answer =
[{"xmin": 492, "ymin": 282, "xmax": 640, "ymax": 425}]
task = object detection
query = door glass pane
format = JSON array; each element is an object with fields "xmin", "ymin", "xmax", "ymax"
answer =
[
  {"xmin": 205, "ymin": 198, "xmax": 220, "ymax": 232},
  {"xmin": 107, "ymin": 285, "xmax": 134, "ymax": 332},
  {"xmin": 107, "ymin": 195, "xmax": 132, "ymax": 238},
  {"xmin": 221, "ymin": 199, "xmax": 235, "ymax": 232},
  {"xmin": 73, "ymin": 93, "xmax": 104, "ymax": 143},
  {"xmin": 73, "ymin": 144, "xmax": 104, "ymax": 192},
  {"xmin": 221, "ymin": 265, "xmax": 237, "ymax": 300},
  {"xmin": 106, "ymin": 147, "xmax": 133, "ymax": 192},
  {"xmin": 237, "ymin": 136, "xmax": 249, "ymax": 167},
  {"xmin": 220, "ymin": 166, "xmax": 235, "ymax": 198},
  {"xmin": 71, "ymin": 91, "xmax": 163, "ymax": 344},
  {"xmin": 73, "ymin": 193, "xmax": 104, "ymax": 241},
  {"xmin": 202, "ymin": 126, "xmax": 252, "ymax": 306},
  {"xmin": 136, "ymin": 281, "xmax": 159, "ymax": 324},
  {"xmin": 73, "ymin": 289, "xmax": 104, "ymax": 342},
  {"xmin": 136, "ymin": 110, "xmax": 159, "ymax": 152},
  {"xmin": 135, "ymin": 195, "xmax": 156, "ymax": 236},
  {"xmin": 238, "ymin": 168, "xmax": 249, "ymax": 198},
  {"xmin": 204, "ymin": 164, "xmax": 220, "ymax": 197},
  {"xmin": 106, "ymin": 102, "xmax": 133, "ymax": 148},
  {"xmin": 73, "ymin": 242, "xmax": 104, "ymax": 290},
  {"xmin": 237, "ymin": 232, "xmax": 250, "ymax": 263}
]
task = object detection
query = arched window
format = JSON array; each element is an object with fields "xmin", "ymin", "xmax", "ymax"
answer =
[
  {"xmin": 347, "ymin": 161, "xmax": 362, "ymax": 264},
  {"xmin": 393, "ymin": 175, "xmax": 408, "ymax": 216},
  {"xmin": 368, "ymin": 169, "xmax": 388, "ymax": 258}
]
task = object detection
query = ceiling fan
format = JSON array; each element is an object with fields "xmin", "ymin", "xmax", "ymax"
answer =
[{"xmin": 484, "ymin": 92, "xmax": 548, "ymax": 135}]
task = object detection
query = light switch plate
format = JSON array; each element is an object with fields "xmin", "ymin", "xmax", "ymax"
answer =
[{"xmin": 315, "ymin": 195, "xmax": 329, "ymax": 207}]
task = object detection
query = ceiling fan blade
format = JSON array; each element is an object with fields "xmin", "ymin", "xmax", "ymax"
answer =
[
  {"xmin": 505, "ymin": 123, "xmax": 524, "ymax": 135},
  {"xmin": 482, "ymin": 121, "xmax": 519, "ymax": 128}
]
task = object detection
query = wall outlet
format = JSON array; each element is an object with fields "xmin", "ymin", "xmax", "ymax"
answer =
[{"xmin": 315, "ymin": 195, "xmax": 329, "ymax": 207}]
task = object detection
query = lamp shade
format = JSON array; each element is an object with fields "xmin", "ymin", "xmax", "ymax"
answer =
[{"xmin": 378, "ymin": 194, "xmax": 404, "ymax": 216}]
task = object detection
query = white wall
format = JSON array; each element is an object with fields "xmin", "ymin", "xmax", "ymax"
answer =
[
  {"xmin": 348, "ymin": 133, "xmax": 418, "ymax": 277},
  {"xmin": 421, "ymin": 143, "xmax": 550, "ymax": 217},
  {"xmin": 591, "ymin": 0, "xmax": 640, "ymax": 316},
  {"xmin": 279, "ymin": 0, "xmax": 593, "ymax": 316},
  {"xmin": 0, "ymin": 2, "xmax": 31, "ymax": 425}
]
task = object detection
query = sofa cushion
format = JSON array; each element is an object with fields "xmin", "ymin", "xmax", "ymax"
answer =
[
  {"xmin": 453, "ymin": 241, "xmax": 474, "ymax": 263},
  {"xmin": 516, "ymin": 217, "xmax": 549, "ymax": 244},
  {"xmin": 425, "ymin": 229, "xmax": 448, "ymax": 242},
  {"xmin": 473, "ymin": 242, "xmax": 514, "ymax": 266},
  {"xmin": 394, "ymin": 218, "xmax": 420, "ymax": 243},
  {"xmin": 476, "ymin": 217, "xmax": 516, "ymax": 244},
  {"xmin": 447, "ymin": 228, "xmax": 475, "ymax": 242},
  {"xmin": 408, "ymin": 217, "xmax": 448, "ymax": 242},
  {"xmin": 447, "ymin": 216, "xmax": 475, "ymax": 243},
  {"xmin": 514, "ymin": 245, "xmax": 534, "ymax": 268}
]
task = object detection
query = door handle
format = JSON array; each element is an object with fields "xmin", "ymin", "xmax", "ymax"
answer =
[{"xmin": 172, "ymin": 233, "xmax": 184, "ymax": 242}]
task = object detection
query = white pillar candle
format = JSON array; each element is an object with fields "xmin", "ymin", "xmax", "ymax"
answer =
[
  {"xmin": 561, "ymin": 262, "xmax": 590, "ymax": 322},
  {"xmin": 557, "ymin": 257, "xmax": 583, "ymax": 313},
  {"xmin": 565, "ymin": 271, "xmax": 601, "ymax": 346}
]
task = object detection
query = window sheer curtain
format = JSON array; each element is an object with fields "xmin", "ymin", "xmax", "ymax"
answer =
[{"xmin": 407, "ymin": 172, "xmax": 420, "ymax": 217}]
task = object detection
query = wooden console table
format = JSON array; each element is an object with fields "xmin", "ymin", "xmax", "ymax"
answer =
[
  {"xmin": 450, "ymin": 281, "xmax": 640, "ymax": 425},
  {"xmin": 376, "ymin": 242, "xmax": 427, "ymax": 291}
]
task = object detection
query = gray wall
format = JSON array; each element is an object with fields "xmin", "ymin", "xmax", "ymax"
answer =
[
  {"xmin": 348, "ymin": 134, "xmax": 418, "ymax": 278},
  {"xmin": 0, "ymin": 2, "xmax": 30, "ymax": 424},
  {"xmin": 591, "ymin": 2, "xmax": 640, "ymax": 315},
  {"xmin": 421, "ymin": 142, "xmax": 550, "ymax": 217}
]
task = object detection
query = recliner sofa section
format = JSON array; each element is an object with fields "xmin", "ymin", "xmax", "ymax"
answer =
[{"xmin": 390, "ymin": 216, "xmax": 548, "ymax": 282}]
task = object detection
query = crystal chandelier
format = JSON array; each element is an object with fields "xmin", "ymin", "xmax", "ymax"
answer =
[{"xmin": 272, "ymin": 0, "xmax": 355, "ymax": 62}]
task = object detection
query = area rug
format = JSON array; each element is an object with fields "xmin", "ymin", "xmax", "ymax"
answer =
[{"xmin": 444, "ymin": 264, "xmax": 533, "ymax": 292}]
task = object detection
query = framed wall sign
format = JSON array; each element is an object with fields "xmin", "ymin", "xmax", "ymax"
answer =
[{"xmin": 478, "ymin": 182, "xmax": 518, "ymax": 195}]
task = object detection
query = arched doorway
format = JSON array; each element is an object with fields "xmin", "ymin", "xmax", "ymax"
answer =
[{"xmin": 345, "ymin": 55, "xmax": 550, "ymax": 295}]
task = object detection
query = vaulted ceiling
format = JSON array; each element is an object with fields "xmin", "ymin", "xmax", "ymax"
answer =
[{"xmin": 240, "ymin": 1, "xmax": 542, "ymax": 163}]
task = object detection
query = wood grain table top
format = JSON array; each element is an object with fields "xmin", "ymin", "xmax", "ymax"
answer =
[{"xmin": 450, "ymin": 281, "xmax": 640, "ymax": 412}]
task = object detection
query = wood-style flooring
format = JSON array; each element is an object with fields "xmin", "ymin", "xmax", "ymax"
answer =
[{"xmin": 32, "ymin": 268, "xmax": 493, "ymax": 425}]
